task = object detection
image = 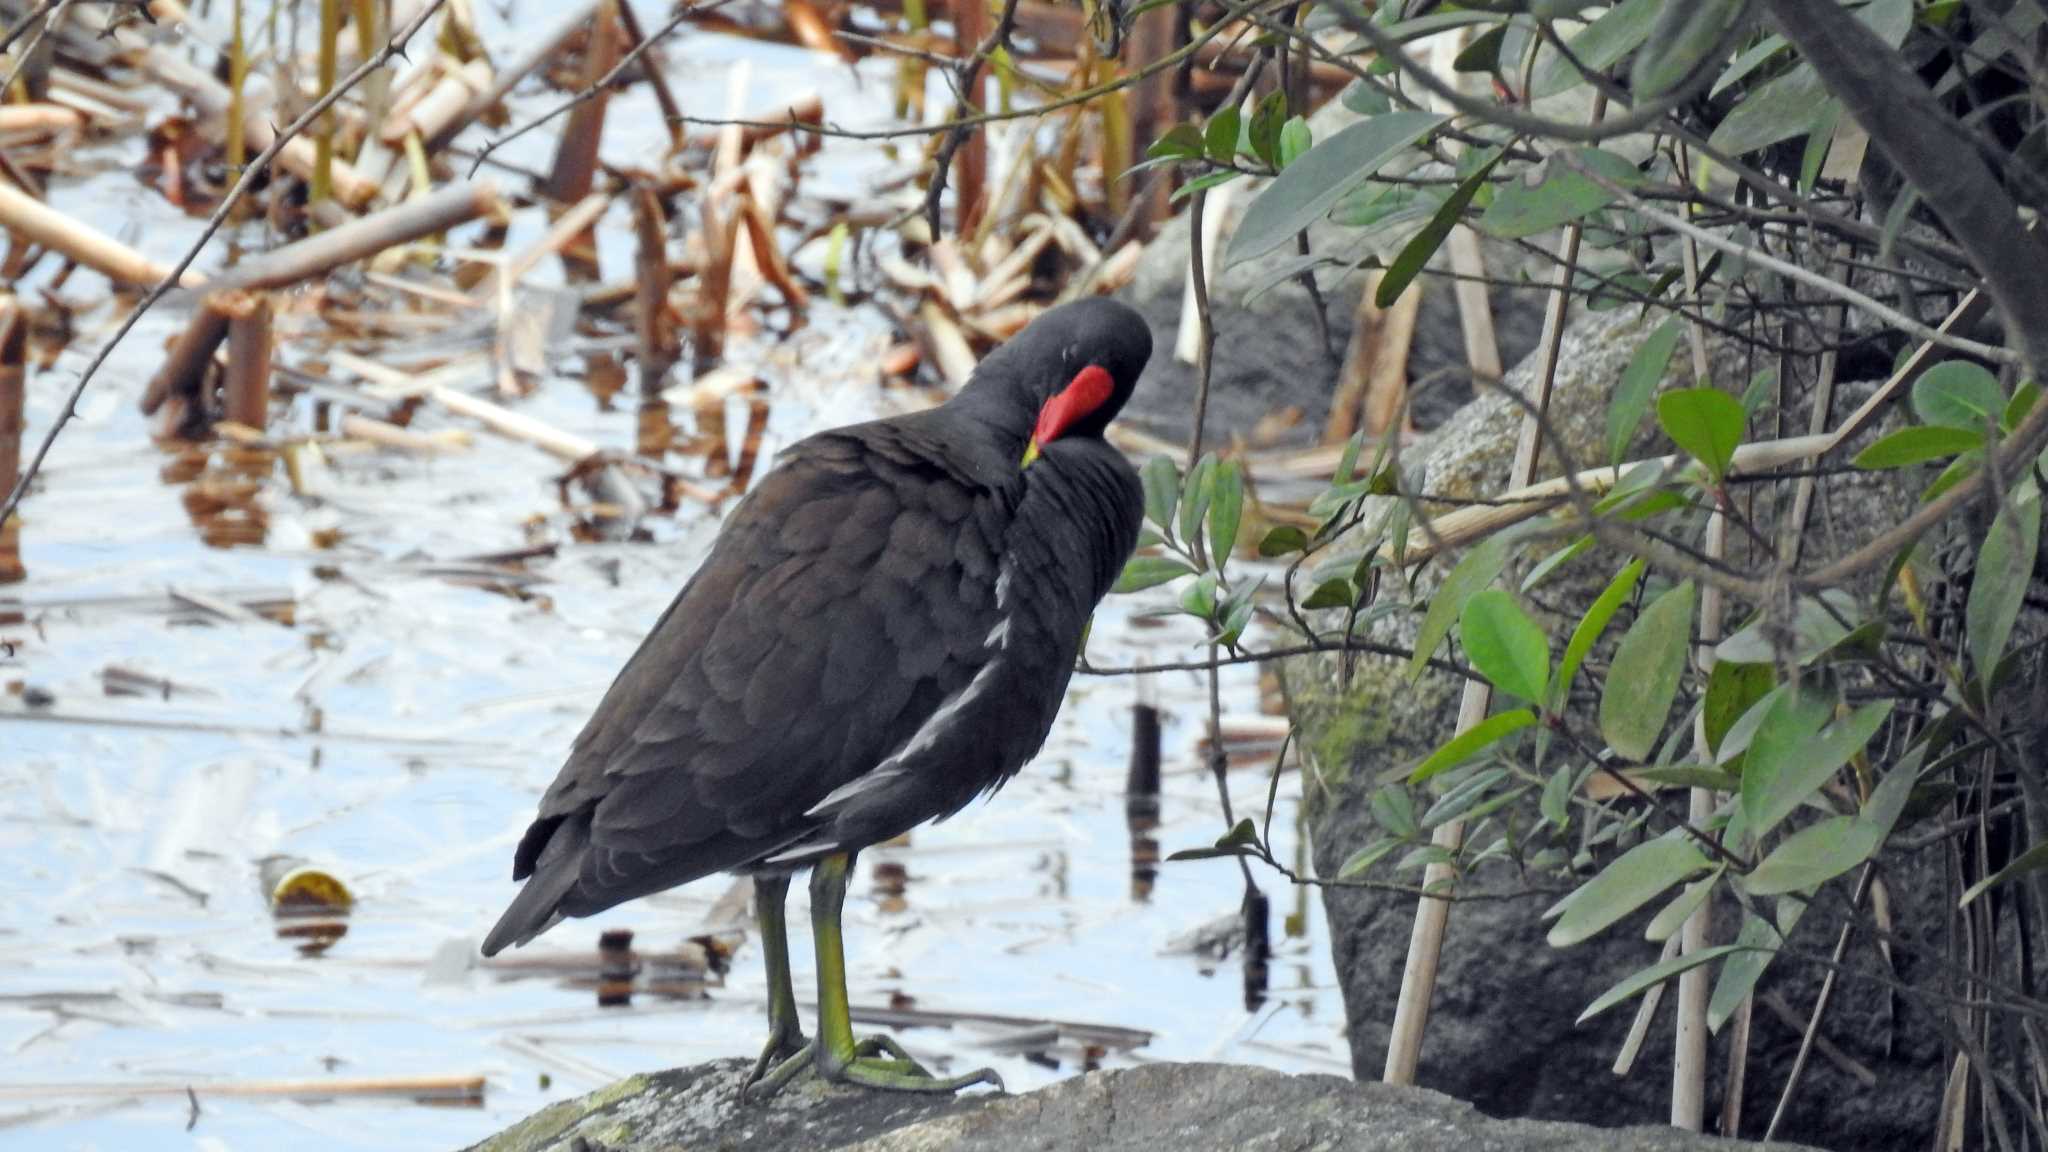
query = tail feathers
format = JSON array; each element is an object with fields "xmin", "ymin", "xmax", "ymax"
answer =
[{"xmin": 481, "ymin": 814, "xmax": 591, "ymax": 957}]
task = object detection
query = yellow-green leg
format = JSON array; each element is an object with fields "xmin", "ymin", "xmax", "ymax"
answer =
[
  {"xmin": 738, "ymin": 873, "xmax": 810, "ymax": 1102},
  {"xmin": 807, "ymin": 853, "xmax": 1003, "ymax": 1094}
]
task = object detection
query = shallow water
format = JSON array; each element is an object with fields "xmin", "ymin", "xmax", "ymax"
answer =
[{"xmin": 0, "ymin": 6, "xmax": 1350, "ymax": 1149}]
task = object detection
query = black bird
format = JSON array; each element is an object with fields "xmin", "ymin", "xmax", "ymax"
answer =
[{"xmin": 482, "ymin": 298, "xmax": 1151, "ymax": 1097}]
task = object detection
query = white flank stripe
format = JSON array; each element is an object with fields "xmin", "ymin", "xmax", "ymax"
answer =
[{"xmin": 803, "ymin": 661, "xmax": 1004, "ymax": 819}]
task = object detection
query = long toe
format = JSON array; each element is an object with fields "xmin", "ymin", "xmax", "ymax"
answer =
[
  {"xmin": 817, "ymin": 1048, "xmax": 1003, "ymax": 1095},
  {"xmin": 739, "ymin": 1040, "xmax": 816, "ymax": 1105}
]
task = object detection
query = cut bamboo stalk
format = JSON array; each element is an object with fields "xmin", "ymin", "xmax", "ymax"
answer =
[
  {"xmin": 381, "ymin": 57, "xmax": 490, "ymax": 146},
  {"xmin": 0, "ymin": 296, "xmax": 22, "ymax": 584},
  {"xmin": 426, "ymin": 1, "xmax": 603, "ymax": 154},
  {"xmin": 221, "ymin": 292, "xmax": 274, "ymax": 430},
  {"xmin": 0, "ymin": 180, "xmax": 200, "ymax": 287},
  {"xmin": 1383, "ymin": 92, "xmax": 1605, "ymax": 1091},
  {"xmin": 1421, "ymin": 30, "xmax": 1503, "ymax": 391},
  {"xmin": 0, "ymin": 105, "xmax": 85, "ymax": 134},
  {"xmin": 338, "ymin": 412, "xmax": 471, "ymax": 453},
  {"xmin": 543, "ymin": 0, "xmax": 622, "ymax": 204},
  {"xmin": 1673, "ymin": 141, "xmax": 1720, "ymax": 1135}
]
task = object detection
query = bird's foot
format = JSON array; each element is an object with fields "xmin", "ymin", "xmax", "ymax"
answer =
[
  {"xmin": 816, "ymin": 1036, "xmax": 1003, "ymax": 1095},
  {"xmin": 737, "ymin": 1023, "xmax": 811, "ymax": 1104},
  {"xmin": 737, "ymin": 1033, "xmax": 929, "ymax": 1090}
]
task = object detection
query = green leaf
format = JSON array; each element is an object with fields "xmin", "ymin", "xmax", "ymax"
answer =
[
  {"xmin": 1204, "ymin": 106, "xmax": 1241, "ymax": 164},
  {"xmin": 1706, "ymin": 65, "xmax": 1826, "ymax": 157},
  {"xmin": 1409, "ymin": 708, "xmax": 1537, "ymax": 784},
  {"xmin": 1742, "ymin": 695, "xmax": 1891, "ymax": 839},
  {"xmin": 1911, "ymin": 360, "xmax": 2005, "ymax": 429},
  {"xmin": 1228, "ymin": 111, "xmax": 1445, "ymax": 265},
  {"xmin": 1579, "ymin": 942, "xmax": 1744, "ymax": 1024},
  {"xmin": 1248, "ymin": 91, "xmax": 1286, "ymax": 168},
  {"xmin": 2002, "ymin": 380, "xmax": 2040, "ymax": 432},
  {"xmin": 1599, "ymin": 580, "xmax": 1696, "ymax": 760},
  {"xmin": 1646, "ymin": 872, "xmax": 1722, "ymax": 942},
  {"xmin": 1531, "ymin": 0, "xmax": 1662, "ymax": 99},
  {"xmin": 1459, "ymin": 589, "xmax": 1550, "ymax": 703},
  {"xmin": 1259, "ymin": 524, "xmax": 1308, "ymax": 556},
  {"xmin": 1657, "ymin": 388, "xmax": 1745, "ymax": 481},
  {"xmin": 1378, "ymin": 149, "xmax": 1503, "ymax": 307},
  {"xmin": 1165, "ymin": 816, "xmax": 1261, "ymax": 862},
  {"xmin": 1707, "ymin": 911, "xmax": 1791, "ymax": 1032},
  {"xmin": 1141, "ymin": 455, "xmax": 1179, "ymax": 536},
  {"xmin": 1301, "ymin": 578, "xmax": 1355, "ymax": 610},
  {"xmin": 1144, "ymin": 123, "xmax": 1204, "ymax": 162},
  {"xmin": 1554, "ymin": 558, "xmax": 1644, "ymax": 713},
  {"xmin": 1632, "ymin": 0, "xmax": 1744, "ymax": 98},
  {"xmin": 1208, "ymin": 459, "xmax": 1244, "ymax": 562},
  {"xmin": 1545, "ymin": 836, "xmax": 1712, "ymax": 947},
  {"xmin": 1168, "ymin": 170, "xmax": 1241, "ymax": 203},
  {"xmin": 1179, "ymin": 454, "xmax": 1216, "ymax": 549},
  {"xmin": 1114, "ymin": 554, "xmax": 1195, "ymax": 593},
  {"xmin": 1703, "ymin": 660, "xmax": 1774, "ymax": 757},
  {"xmin": 1853, "ymin": 425, "xmax": 1985, "ymax": 469},
  {"xmin": 1960, "ymin": 843, "xmax": 2048, "ymax": 909},
  {"xmin": 1372, "ymin": 785, "xmax": 1417, "ymax": 838},
  {"xmin": 1277, "ymin": 115, "xmax": 1312, "ymax": 168},
  {"xmin": 1745, "ymin": 812, "xmax": 1873, "ymax": 895},
  {"xmin": 1479, "ymin": 148, "xmax": 1643, "ymax": 240},
  {"xmin": 1422, "ymin": 768, "xmax": 1514, "ymax": 829},
  {"xmin": 1631, "ymin": 763, "xmax": 1742, "ymax": 790},
  {"xmin": 1180, "ymin": 570, "xmax": 1218, "ymax": 619},
  {"xmin": 1966, "ymin": 490, "xmax": 2041, "ymax": 674},
  {"xmin": 1607, "ymin": 316, "xmax": 1685, "ymax": 468},
  {"xmin": 1217, "ymin": 584, "xmax": 1257, "ymax": 647},
  {"xmin": 1337, "ymin": 836, "xmax": 1403, "ymax": 878},
  {"xmin": 1522, "ymin": 534, "xmax": 1593, "ymax": 593},
  {"xmin": 1406, "ymin": 533, "xmax": 1513, "ymax": 682},
  {"xmin": 1541, "ymin": 763, "xmax": 1575, "ymax": 829}
]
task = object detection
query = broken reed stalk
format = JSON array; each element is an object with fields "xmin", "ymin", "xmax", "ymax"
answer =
[
  {"xmin": 543, "ymin": 0, "xmax": 621, "ymax": 204},
  {"xmin": 1327, "ymin": 267, "xmax": 1420, "ymax": 442},
  {"xmin": 613, "ymin": 0, "xmax": 687, "ymax": 151},
  {"xmin": 208, "ymin": 179, "xmax": 505, "ymax": 294},
  {"xmin": 1121, "ymin": 0, "xmax": 1176, "ymax": 238},
  {"xmin": 141, "ymin": 297, "xmax": 232, "ymax": 419},
  {"xmin": 221, "ymin": 291, "xmax": 273, "ymax": 429},
  {"xmin": 0, "ymin": 294, "xmax": 21, "ymax": 583},
  {"xmin": 951, "ymin": 0, "xmax": 988, "ymax": 239},
  {"xmin": 631, "ymin": 183, "xmax": 676, "ymax": 397},
  {"xmin": 0, "ymin": 179, "xmax": 200, "ymax": 287},
  {"xmin": 1382, "ymin": 92, "xmax": 1606, "ymax": 1090},
  {"xmin": 313, "ymin": 0, "xmax": 342, "ymax": 205}
]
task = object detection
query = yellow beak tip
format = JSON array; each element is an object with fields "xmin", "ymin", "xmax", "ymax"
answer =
[{"xmin": 1021, "ymin": 441, "xmax": 1041, "ymax": 467}]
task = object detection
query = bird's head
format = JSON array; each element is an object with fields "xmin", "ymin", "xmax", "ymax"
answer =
[{"xmin": 959, "ymin": 297, "xmax": 1153, "ymax": 465}]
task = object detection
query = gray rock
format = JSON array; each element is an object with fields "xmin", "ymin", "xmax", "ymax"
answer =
[
  {"xmin": 468, "ymin": 1058, "xmax": 1821, "ymax": 1151},
  {"xmin": 1282, "ymin": 303, "xmax": 1944, "ymax": 1150}
]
